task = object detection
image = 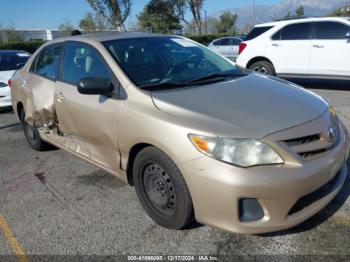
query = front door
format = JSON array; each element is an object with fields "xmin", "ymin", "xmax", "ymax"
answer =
[
  {"xmin": 309, "ymin": 21, "xmax": 350, "ymax": 79},
  {"xmin": 54, "ymin": 42, "xmax": 120, "ymax": 171},
  {"xmin": 266, "ymin": 22, "xmax": 311, "ymax": 76}
]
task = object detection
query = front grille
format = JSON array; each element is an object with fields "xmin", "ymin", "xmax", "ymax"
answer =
[
  {"xmin": 285, "ymin": 134, "xmax": 320, "ymax": 147},
  {"xmin": 283, "ymin": 130, "xmax": 339, "ymax": 160},
  {"xmin": 288, "ymin": 171, "xmax": 341, "ymax": 215},
  {"xmin": 298, "ymin": 148, "xmax": 328, "ymax": 159}
]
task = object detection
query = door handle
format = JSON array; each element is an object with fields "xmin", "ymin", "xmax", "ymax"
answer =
[
  {"xmin": 313, "ymin": 44, "xmax": 324, "ymax": 48},
  {"xmin": 55, "ymin": 92, "xmax": 65, "ymax": 102},
  {"xmin": 272, "ymin": 43, "xmax": 280, "ymax": 47}
]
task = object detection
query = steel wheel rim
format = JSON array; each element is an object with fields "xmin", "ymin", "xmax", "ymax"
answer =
[
  {"xmin": 142, "ymin": 162, "xmax": 177, "ymax": 215},
  {"xmin": 252, "ymin": 65, "xmax": 269, "ymax": 74}
]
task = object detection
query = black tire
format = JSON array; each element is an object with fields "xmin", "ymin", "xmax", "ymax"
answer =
[
  {"xmin": 20, "ymin": 110, "xmax": 53, "ymax": 151},
  {"xmin": 249, "ymin": 60, "xmax": 276, "ymax": 76},
  {"xmin": 133, "ymin": 146, "xmax": 194, "ymax": 229}
]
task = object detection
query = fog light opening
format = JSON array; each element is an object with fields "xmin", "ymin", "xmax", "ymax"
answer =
[{"xmin": 239, "ymin": 198, "xmax": 264, "ymax": 222}]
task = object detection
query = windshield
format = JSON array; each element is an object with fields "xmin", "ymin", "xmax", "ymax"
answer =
[
  {"xmin": 103, "ymin": 37, "xmax": 246, "ymax": 88},
  {"xmin": 0, "ymin": 52, "xmax": 30, "ymax": 71}
]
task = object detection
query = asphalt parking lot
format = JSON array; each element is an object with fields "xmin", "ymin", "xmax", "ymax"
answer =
[{"xmin": 0, "ymin": 85, "xmax": 350, "ymax": 259}]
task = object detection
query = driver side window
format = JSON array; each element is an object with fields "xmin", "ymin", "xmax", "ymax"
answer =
[{"xmin": 61, "ymin": 43, "xmax": 110, "ymax": 85}]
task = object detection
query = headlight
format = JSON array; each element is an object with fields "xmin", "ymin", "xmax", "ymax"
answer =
[{"xmin": 189, "ymin": 134, "xmax": 284, "ymax": 167}]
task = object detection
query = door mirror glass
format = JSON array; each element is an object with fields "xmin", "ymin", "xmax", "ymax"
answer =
[
  {"xmin": 77, "ymin": 77, "xmax": 114, "ymax": 95},
  {"xmin": 16, "ymin": 63, "xmax": 26, "ymax": 69}
]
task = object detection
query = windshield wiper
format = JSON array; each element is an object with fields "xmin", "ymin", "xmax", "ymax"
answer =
[
  {"xmin": 185, "ymin": 72, "xmax": 242, "ymax": 85},
  {"xmin": 139, "ymin": 81, "xmax": 187, "ymax": 90},
  {"xmin": 139, "ymin": 72, "xmax": 244, "ymax": 90}
]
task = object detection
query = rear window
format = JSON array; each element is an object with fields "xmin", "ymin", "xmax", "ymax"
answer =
[
  {"xmin": 245, "ymin": 26, "xmax": 273, "ymax": 41},
  {"xmin": 0, "ymin": 52, "xmax": 30, "ymax": 71},
  {"xmin": 272, "ymin": 22, "xmax": 311, "ymax": 40}
]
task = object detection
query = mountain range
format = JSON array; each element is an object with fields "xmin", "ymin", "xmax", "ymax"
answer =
[{"xmin": 211, "ymin": 0, "xmax": 349, "ymax": 29}]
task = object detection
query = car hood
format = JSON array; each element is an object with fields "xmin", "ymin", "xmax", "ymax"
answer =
[{"xmin": 151, "ymin": 73, "xmax": 328, "ymax": 139}]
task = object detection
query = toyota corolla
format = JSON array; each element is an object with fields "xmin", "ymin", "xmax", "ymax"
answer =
[{"xmin": 10, "ymin": 33, "xmax": 349, "ymax": 234}]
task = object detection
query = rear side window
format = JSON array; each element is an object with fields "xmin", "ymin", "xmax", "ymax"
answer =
[
  {"xmin": 228, "ymin": 38, "xmax": 242, "ymax": 45},
  {"xmin": 213, "ymin": 38, "xmax": 229, "ymax": 46},
  {"xmin": 314, "ymin": 22, "xmax": 350, "ymax": 39},
  {"xmin": 0, "ymin": 52, "xmax": 30, "ymax": 71},
  {"xmin": 272, "ymin": 23, "xmax": 310, "ymax": 40},
  {"xmin": 245, "ymin": 26, "xmax": 273, "ymax": 41},
  {"xmin": 61, "ymin": 43, "xmax": 110, "ymax": 85},
  {"xmin": 32, "ymin": 46, "xmax": 62, "ymax": 80}
]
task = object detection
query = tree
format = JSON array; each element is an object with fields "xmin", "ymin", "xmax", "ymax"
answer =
[
  {"xmin": 172, "ymin": 0, "xmax": 190, "ymax": 25},
  {"xmin": 58, "ymin": 21, "xmax": 74, "ymax": 33},
  {"xmin": 214, "ymin": 11, "xmax": 237, "ymax": 34},
  {"xmin": 284, "ymin": 11, "xmax": 292, "ymax": 19},
  {"xmin": 295, "ymin": 6, "xmax": 304, "ymax": 17},
  {"xmin": 1, "ymin": 20, "xmax": 20, "ymax": 42},
  {"xmin": 86, "ymin": 0, "xmax": 132, "ymax": 31},
  {"xmin": 79, "ymin": 12, "xmax": 98, "ymax": 32},
  {"xmin": 329, "ymin": 5, "xmax": 350, "ymax": 16},
  {"xmin": 187, "ymin": 0, "xmax": 204, "ymax": 34},
  {"xmin": 137, "ymin": 0, "xmax": 181, "ymax": 33},
  {"xmin": 79, "ymin": 12, "xmax": 108, "ymax": 32}
]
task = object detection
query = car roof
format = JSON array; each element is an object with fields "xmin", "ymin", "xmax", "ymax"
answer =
[
  {"xmin": 53, "ymin": 32, "xmax": 173, "ymax": 44},
  {"xmin": 255, "ymin": 16, "xmax": 350, "ymax": 27},
  {"xmin": 0, "ymin": 50, "xmax": 30, "ymax": 55}
]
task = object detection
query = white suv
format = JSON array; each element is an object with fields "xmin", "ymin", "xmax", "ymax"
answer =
[{"xmin": 236, "ymin": 17, "xmax": 350, "ymax": 81}]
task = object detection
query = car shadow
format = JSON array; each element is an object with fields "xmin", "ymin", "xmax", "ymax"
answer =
[
  {"xmin": 287, "ymin": 78, "xmax": 350, "ymax": 91},
  {"xmin": 0, "ymin": 122, "xmax": 21, "ymax": 130},
  {"xmin": 0, "ymin": 107, "xmax": 14, "ymax": 114},
  {"xmin": 259, "ymin": 159, "xmax": 350, "ymax": 237}
]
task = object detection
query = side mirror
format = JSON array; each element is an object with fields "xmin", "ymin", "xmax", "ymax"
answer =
[
  {"xmin": 77, "ymin": 77, "xmax": 114, "ymax": 95},
  {"xmin": 345, "ymin": 31, "xmax": 350, "ymax": 39},
  {"xmin": 16, "ymin": 63, "xmax": 25, "ymax": 69}
]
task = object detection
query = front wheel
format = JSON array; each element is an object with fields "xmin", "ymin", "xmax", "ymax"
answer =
[
  {"xmin": 133, "ymin": 147, "xmax": 194, "ymax": 229},
  {"xmin": 21, "ymin": 110, "xmax": 54, "ymax": 151},
  {"xmin": 249, "ymin": 60, "xmax": 276, "ymax": 76}
]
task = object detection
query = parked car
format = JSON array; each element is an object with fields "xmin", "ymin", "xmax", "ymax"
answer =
[
  {"xmin": 0, "ymin": 50, "xmax": 30, "ymax": 108},
  {"xmin": 236, "ymin": 17, "xmax": 350, "ymax": 81},
  {"xmin": 10, "ymin": 33, "xmax": 349, "ymax": 234},
  {"xmin": 208, "ymin": 36, "xmax": 243, "ymax": 61}
]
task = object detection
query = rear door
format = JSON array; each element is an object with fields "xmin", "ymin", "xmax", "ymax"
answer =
[
  {"xmin": 226, "ymin": 37, "xmax": 241, "ymax": 60},
  {"xmin": 54, "ymin": 42, "xmax": 120, "ymax": 170},
  {"xmin": 266, "ymin": 22, "xmax": 311, "ymax": 76},
  {"xmin": 309, "ymin": 21, "xmax": 350, "ymax": 79},
  {"xmin": 211, "ymin": 38, "xmax": 229, "ymax": 56},
  {"xmin": 22, "ymin": 44, "xmax": 62, "ymax": 125}
]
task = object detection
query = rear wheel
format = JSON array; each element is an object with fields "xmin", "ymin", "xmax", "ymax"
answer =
[
  {"xmin": 20, "ymin": 110, "xmax": 53, "ymax": 151},
  {"xmin": 249, "ymin": 60, "xmax": 276, "ymax": 76},
  {"xmin": 133, "ymin": 146, "xmax": 194, "ymax": 229}
]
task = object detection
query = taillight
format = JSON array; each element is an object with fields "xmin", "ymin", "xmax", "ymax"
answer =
[
  {"xmin": 8, "ymin": 79, "xmax": 12, "ymax": 87},
  {"xmin": 239, "ymin": 43, "xmax": 247, "ymax": 55}
]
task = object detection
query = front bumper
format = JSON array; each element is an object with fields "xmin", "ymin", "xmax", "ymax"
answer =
[{"xmin": 180, "ymin": 121, "xmax": 349, "ymax": 234}]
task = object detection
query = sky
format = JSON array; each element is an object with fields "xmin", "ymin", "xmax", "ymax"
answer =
[{"xmin": 0, "ymin": 0, "xmax": 281, "ymax": 30}]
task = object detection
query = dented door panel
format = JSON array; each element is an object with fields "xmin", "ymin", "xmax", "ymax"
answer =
[
  {"xmin": 54, "ymin": 80, "xmax": 120, "ymax": 171},
  {"xmin": 22, "ymin": 73, "xmax": 56, "ymax": 127}
]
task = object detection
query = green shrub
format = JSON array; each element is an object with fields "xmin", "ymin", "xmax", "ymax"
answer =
[
  {"xmin": 186, "ymin": 33, "xmax": 232, "ymax": 46},
  {"xmin": 0, "ymin": 41, "xmax": 45, "ymax": 54}
]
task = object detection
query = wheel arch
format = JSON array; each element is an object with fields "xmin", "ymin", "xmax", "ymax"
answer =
[
  {"xmin": 16, "ymin": 101, "xmax": 24, "ymax": 119},
  {"xmin": 126, "ymin": 143, "xmax": 153, "ymax": 186},
  {"xmin": 246, "ymin": 56, "xmax": 274, "ymax": 69}
]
